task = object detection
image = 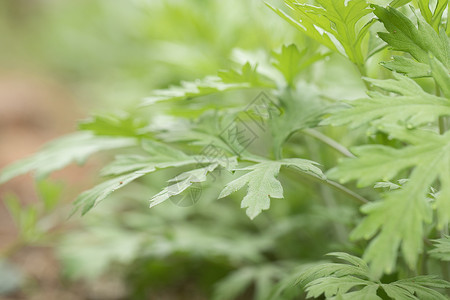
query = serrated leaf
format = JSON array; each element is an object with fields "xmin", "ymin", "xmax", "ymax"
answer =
[
  {"xmin": 141, "ymin": 63, "xmax": 275, "ymax": 107},
  {"xmin": 298, "ymin": 252, "xmax": 449, "ymax": 299},
  {"xmin": 268, "ymin": 0, "xmax": 373, "ymax": 65},
  {"xmin": 270, "ymin": 84, "xmax": 327, "ymax": 155},
  {"xmin": 213, "ymin": 265, "xmax": 285, "ymax": 300},
  {"xmin": 330, "ymin": 130, "xmax": 450, "ymax": 277},
  {"xmin": 331, "ymin": 285, "xmax": 382, "ymax": 300},
  {"xmin": 381, "ymin": 56, "xmax": 430, "ymax": 77},
  {"xmin": 149, "ymin": 162, "xmax": 227, "ymax": 207},
  {"xmin": 75, "ymin": 138, "xmax": 236, "ymax": 214},
  {"xmin": 384, "ymin": 276, "xmax": 450, "ymax": 300},
  {"xmin": 429, "ymin": 236, "xmax": 450, "ymax": 261},
  {"xmin": 321, "ymin": 73, "xmax": 450, "ymax": 129},
  {"xmin": 271, "ymin": 44, "xmax": 329, "ymax": 87},
  {"xmin": 306, "ymin": 276, "xmax": 371, "ymax": 298},
  {"xmin": 430, "ymin": 54, "xmax": 450, "ymax": 99},
  {"xmin": 373, "ymin": 5, "xmax": 449, "ymax": 66},
  {"xmin": 374, "ymin": 4, "xmax": 450, "ymax": 77},
  {"xmin": 218, "ymin": 62, "xmax": 275, "ymax": 88},
  {"xmin": 74, "ymin": 151, "xmax": 198, "ymax": 214},
  {"xmin": 219, "ymin": 159, "xmax": 324, "ymax": 219},
  {"xmin": 0, "ymin": 132, "xmax": 137, "ymax": 184},
  {"xmin": 78, "ymin": 112, "xmax": 149, "ymax": 137}
]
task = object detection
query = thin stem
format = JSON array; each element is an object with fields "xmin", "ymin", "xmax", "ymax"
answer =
[
  {"xmin": 302, "ymin": 129, "xmax": 356, "ymax": 158},
  {"xmin": 242, "ymin": 158, "xmax": 369, "ymax": 206},
  {"xmin": 439, "ymin": 117, "xmax": 447, "ymax": 135},
  {"xmin": 436, "ymin": 79, "xmax": 447, "ymax": 135},
  {"xmin": 285, "ymin": 166, "xmax": 369, "ymax": 205},
  {"xmin": 304, "ymin": 136, "xmax": 348, "ymax": 243},
  {"xmin": 322, "ymin": 179, "xmax": 369, "ymax": 204},
  {"xmin": 441, "ymin": 228, "xmax": 450, "ymax": 282}
]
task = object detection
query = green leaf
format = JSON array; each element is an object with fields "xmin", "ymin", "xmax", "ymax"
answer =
[
  {"xmin": 270, "ymin": 84, "xmax": 327, "ymax": 155},
  {"xmin": 149, "ymin": 163, "xmax": 219, "ymax": 208},
  {"xmin": 374, "ymin": 5, "xmax": 448, "ymax": 65},
  {"xmin": 329, "ymin": 129, "xmax": 450, "ymax": 277},
  {"xmin": 36, "ymin": 179, "xmax": 64, "ymax": 211},
  {"xmin": 0, "ymin": 132, "xmax": 137, "ymax": 184},
  {"xmin": 381, "ymin": 56, "xmax": 430, "ymax": 78},
  {"xmin": 268, "ymin": 0, "xmax": 374, "ymax": 65},
  {"xmin": 213, "ymin": 265, "xmax": 285, "ymax": 300},
  {"xmin": 219, "ymin": 159, "xmax": 324, "ymax": 219},
  {"xmin": 74, "ymin": 139, "xmax": 235, "ymax": 214},
  {"xmin": 271, "ymin": 44, "xmax": 329, "ymax": 87},
  {"xmin": 321, "ymin": 73, "xmax": 450, "ymax": 129},
  {"xmin": 429, "ymin": 236, "xmax": 450, "ymax": 261},
  {"xmin": 266, "ymin": 3, "xmax": 338, "ymax": 53},
  {"xmin": 383, "ymin": 276, "xmax": 450, "ymax": 300},
  {"xmin": 389, "ymin": 0, "xmax": 412, "ymax": 8},
  {"xmin": 373, "ymin": 4, "xmax": 450, "ymax": 77},
  {"xmin": 141, "ymin": 63, "xmax": 275, "ymax": 107},
  {"xmin": 298, "ymin": 252, "xmax": 449, "ymax": 299},
  {"xmin": 78, "ymin": 112, "xmax": 149, "ymax": 137},
  {"xmin": 218, "ymin": 62, "xmax": 275, "ymax": 87},
  {"xmin": 430, "ymin": 54, "xmax": 450, "ymax": 99}
]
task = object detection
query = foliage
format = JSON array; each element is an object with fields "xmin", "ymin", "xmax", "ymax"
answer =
[{"xmin": 2, "ymin": 0, "xmax": 450, "ymax": 299}]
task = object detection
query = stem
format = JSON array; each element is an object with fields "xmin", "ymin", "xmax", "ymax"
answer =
[
  {"xmin": 439, "ymin": 116, "xmax": 448, "ymax": 135},
  {"xmin": 356, "ymin": 63, "xmax": 371, "ymax": 90},
  {"xmin": 322, "ymin": 179, "xmax": 369, "ymax": 204},
  {"xmin": 241, "ymin": 160, "xmax": 369, "ymax": 206},
  {"xmin": 436, "ymin": 79, "xmax": 447, "ymax": 135},
  {"xmin": 304, "ymin": 136, "xmax": 348, "ymax": 243},
  {"xmin": 442, "ymin": 227, "xmax": 450, "ymax": 282},
  {"xmin": 285, "ymin": 166, "xmax": 369, "ymax": 205},
  {"xmin": 302, "ymin": 129, "xmax": 355, "ymax": 158}
]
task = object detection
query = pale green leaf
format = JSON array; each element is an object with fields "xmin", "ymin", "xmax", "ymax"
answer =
[
  {"xmin": 0, "ymin": 132, "xmax": 137, "ymax": 184},
  {"xmin": 219, "ymin": 159, "xmax": 324, "ymax": 219},
  {"xmin": 321, "ymin": 74, "xmax": 450, "ymax": 129},
  {"xmin": 332, "ymin": 130, "xmax": 450, "ymax": 277},
  {"xmin": 269, "ymin": 0, "xmax": 373, "ymax": 64}
]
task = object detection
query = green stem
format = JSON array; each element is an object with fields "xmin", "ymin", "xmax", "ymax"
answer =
[
  {"xmin": 302, "ymin": 129, "xmax": 355, "ymax": 158},
  {"xmin": 441, "ymin": 228, "xmax": 450, "ymax": 282},
  {"xmin": 439, "ymin": 116, "xmax": 447, "ymax": 135},
  {"xmin": 285, "ymin": 166, "xmax": 369, "ymax": 205},
  {"xmin": 242, "ymin": 156, "xmax": 369, "ymax": 206}
]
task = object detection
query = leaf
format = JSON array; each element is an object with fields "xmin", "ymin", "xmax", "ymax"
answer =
[
  {"xmin": 268, "ymin": 0, "xmax": 374, "ymax": 65},
  {"xmin": 0, "ymin": 132, "xmax": 137, "ymax": 184},
  {"xmin": 270, "ymin": 84, "xmax": 327, "ymax": 155},
  {"xmin": 36, "ymin": 179, "xmax": 64, "ymax": 211},
  {"xmin": 213, "ymin": 265, "xmax": 285, "ymax": 300},
  {"xmin": 329, "ymin": 129, "xmax": 450, "ymax": 277},
  {"xmin": 381, "ymin": 56, "xmax": 431, "ymax": 78},
  {"xmin": 74, "ymin": 139, "xmax": 236, "ymax": 214},
  {"xmin": 141, "ymin": 63, "xmax": 275, "ymax": 107},
  {"xmin": 321, "ymin": 73, "xmax": 450, "ymax": 129},
  {"xmin": 373, "ymin": 4, "xmax": 450, "ymax": 77},
  {"xmin": 218, "ymin": 62, "xmax": 275, "ymax": 87},
  {"xmin": 149, "ymin": 163, "xmax": 219, "ymax": 208},
  {"xmin": 271, "ymin": 44, "xmax": 329, "ymax": 87},
  {"xmin": 389, "ymin": 0, "xmax": 412, "ymax": 8},
  {"xmin": 374, "ymin": 5, "xmax": 449, "ymax": 66},
  {"xmin": 430, "ymin": 54, "xmax": 450, "ymax": 99},
  {"xmin": 78, "ymin": 112, "xmax": 149, "ymax": 137},
  {"xmin": 383, "ymin": 276, "xmax": 450, "ymax": 300},
  {"xmin": 429, "ymin": 236, "xmax": 450, "ymax": 261},
  {"xmin": 298, "ymin": 252, "xmax": 449, "ymax": 299},
  {"xmin": 74, "ymin": 141, "xmax": 198, "ymax": 214},
  {"xmin": 219, "ymin": 159, "xmax": 324, "ymax": 219}
]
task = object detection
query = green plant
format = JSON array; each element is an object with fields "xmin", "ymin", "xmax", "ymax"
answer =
[{"xmin": 2, "ymin": 0, "xmax": 450, "ymax": 299}]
